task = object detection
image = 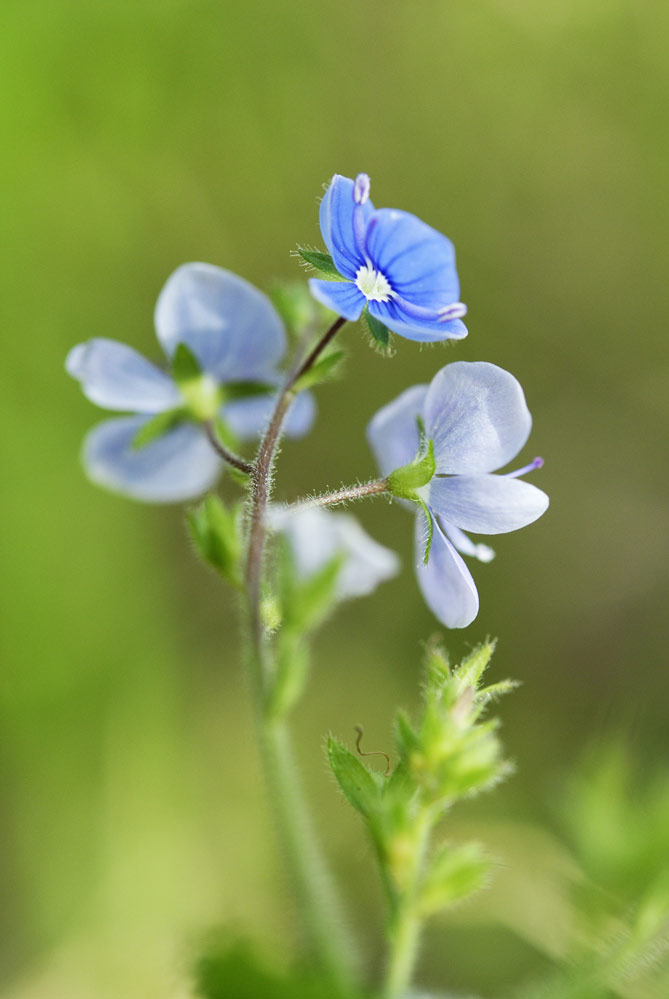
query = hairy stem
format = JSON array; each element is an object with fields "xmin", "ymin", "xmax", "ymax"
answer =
[
  {"xmin": 241, "ymin": 316, "xmax": 356, "ymax": 989},
  {"xmin": 287, "ymin": 479, "xmax": 389, "ymax": 512},
  {"xmin": 382, "ymin": 810, "xmax": 434, "ymax": 999}
]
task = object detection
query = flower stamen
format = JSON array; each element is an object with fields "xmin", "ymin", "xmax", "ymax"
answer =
[
  {"xmin": 505, "ymin": 456, "xmax": 544, "ymax": 479},
  {"xmin": 355, "ymin": 264, "xmax": 392, "ymax": 303}
]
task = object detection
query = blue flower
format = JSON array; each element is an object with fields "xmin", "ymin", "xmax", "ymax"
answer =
[
  {"xmin": 367, "ymin": 361, "xmax": 549, "ymax": 628},
  {"xmin": 67, "ymin": 263, "xmax": 315, "ymax": 502},
  {"xmin": 308, "ymin": 173, "xmax": 468, "ymax": 343},
  {"xmin": 269, "ymin": 506, "xmax": 400, "ymax": 600}
]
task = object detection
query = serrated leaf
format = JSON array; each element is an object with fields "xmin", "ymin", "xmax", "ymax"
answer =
[
  {"xmin": 132, "ymin": 407, "xmax": 185, "ymax": 450},
  {"xmin": 362, "ymin": 307, "xmax": 392, "ymax": 353},
  {"xmin": 292, "ymin": 350, "xmax": 346, "ymax": 392},
  {"xmin": 297, "ymin": 247, "xmax": 343, "ymax": 279},
  {"xmin": 328, "ymin": 737, "xmax": 382, "ymax": 819},
  {"xmin": 186, "ymin": 495, "xmax": 243, "ymax": 586},
  {"xmin": 418, "ymin": 842, "xmax": 491, "ymax": 916}
]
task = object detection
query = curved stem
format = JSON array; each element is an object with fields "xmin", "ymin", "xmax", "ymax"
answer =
[
  {"xmin": 204, "ymin": 420, "xmax": 254, "ymax": 476},
  {"xmin": 286, "ymin": 479, "xmax": 389, "ymax": 512}
]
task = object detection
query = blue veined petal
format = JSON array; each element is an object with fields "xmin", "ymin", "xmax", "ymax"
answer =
[
  {"xmin": 308, "ymin": 278, "xmax": 366, "ymax": 321},
  {"xmin": 222, "ymin": 389, "xmax": 316, "ymax": 440},
  {"xmin": 428, "ymin": 474, "xmax": 549, "ymax": 535},
  {"xmin": 364, "ymin": 208, "xmax": 460, "ymax": 305},
  {"xmin": 366, "ymin": 384, "xmax": 428, "ymax": 478},
  {"xmin": 424, "ymin": 362, "xmax": 533, "ymax": 475},
  {"xmin": 414, "ymin": 511, "xmax": 479, "ymax": 629},
  {"xmin": 82, "ymin": 416, "xmax": 222, "ymax": 503},
  {"xmin": 66, "ymin": 339, "xmax": 180, "ymax": 413},
  {"xmin": 369, "ymin": 299, "xmax": 468, "ymax": 343},
  {"xmin": 319, "ymin": 174, "xmax": 374, "ymax": 279},
  {"xmin": 442, "ymin": 521, "xmax": 495, "ymax": 563},
  {"xmin": 154, "ymin": 263, "xmax": 286, "ymax": 382},
  {"xmin": 269, "ymin": 506, "xmax": 399, "ymax": 600}
]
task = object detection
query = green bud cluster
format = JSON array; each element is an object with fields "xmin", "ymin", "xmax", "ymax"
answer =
[{"xmin": 328, "ymin": 640, "xmax": 516, "ymax": 976}]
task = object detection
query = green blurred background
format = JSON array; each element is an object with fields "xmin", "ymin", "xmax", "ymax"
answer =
[{"xmin": 2, "ymin": 0, "xmax": 668, "ymax": 995}]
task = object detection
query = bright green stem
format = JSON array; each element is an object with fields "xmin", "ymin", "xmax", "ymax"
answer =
[
  {"xmin": 384, "ymin": 907, "xmax": 422, "ymax": 999},
  {"xmin": 382, "ymin": 809, "xmax": 434, "ymax": 999},
  {"xmin": 261, "ymin": 712, "xmax": 358, "ymax": 993}
]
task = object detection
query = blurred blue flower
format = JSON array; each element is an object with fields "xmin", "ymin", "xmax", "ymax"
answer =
[
  {"xmin": 309, "ymin": 173, "xmax": 468, "ymax": 343},
  {"xmin": 270, "ymin": 505, "xmax": 400, "ymax": 600},
  {"xmin": 367, "ymin": 361, "xmax": 548, "ymax": 628},
  {"xmin": 67, "ymin": 263, "xmax": 315, "ymax": 502}
]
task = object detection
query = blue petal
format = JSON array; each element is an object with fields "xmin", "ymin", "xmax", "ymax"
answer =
[
  {"xmin": 223, "ymin": 389, "xmax": 316, "ymax": 441},
  {"xmin": 154, "ymin": 263, "xmax": 287, "ymax": 382},
  {"xmin": 414, "ymin": 511, "xmax": 479, "ymax": 629},
  {"xmin": 425, "ymin": 362, "xmax": 533, "ymax": 474},
  {"xmin": 428, "ymin": 474, "xmax": 549, "ymax": 534},
  {"xmin": 66, "ymin": 339, "xmax": 180, "ymax": 413},
  {"xmin": 365, "ymin": 208, "xmax": 460, "ymax": 306},
  {"xmin": 319, "ymin": 174, "xmax": 374, "ymax": 279},
  {"xmin": 82, "ymin": 416, "xmax": 222, "ymax": 503},
  {"xmin": 367, "ymin": 384, "xmax": 428, "ymax": 477},
  {"xmin": 308, "ymin": 278, "xmax": 365, "ymax": 321},
  {"xmin": 369, "ymin": 300, "xmax": 468, "ymax": 343},
  {"xmin": 270, "ymin": 507, "xmax": 399, "ymax": 600}
]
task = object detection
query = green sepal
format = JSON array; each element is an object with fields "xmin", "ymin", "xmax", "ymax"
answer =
[
  {"xmin": 131, "ymin": 407, "xmax": 186, "ymax": 450},
  {"xmin": 415, "ymin": 498, "xmax": 434, "ymax": 564},
  {"xmin": 453, "ymin": 641, "xmax": 497, "ymax": 693},
  {"xmin": 222, "ymin": 380, "xmax": 274, "ymax": 401},
  {"xmin": 417, "ymin": 841, "xmax": 491, "ymax": 916},
  {"xmin": 362, "ymin": 306, "xmax": 393, "ymax": 354},
  {"xmin": 296, "ymin": 247, "xmax": 345, "ymax": 279},
  {"xmin": 171, "ymin": 342, "xmax": 202, "ymax": 385},
  {"xmin": 388, "ymin": 440, "xmax": 436, "ymax": 500},
  {"xmin": 327, "ymin": 736, "xmax": 383, "ymax": 819},
  {"xmin": 292, "ymin": 350, "xmax": 346, "ymax": 393},
  {"xmin": 186, "ymin": 495, "xmax": 243, "ymax": 587}
]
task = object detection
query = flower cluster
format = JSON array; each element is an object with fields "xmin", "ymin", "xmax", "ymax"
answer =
[{"xmin": 67, "ymin": 172, "xmax": 548, "ymax": 628}]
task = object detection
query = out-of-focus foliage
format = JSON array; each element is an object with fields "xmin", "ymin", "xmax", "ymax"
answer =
[{"xmin": 2, "ymin": 0, "xmax": 668, "ymax": 996}]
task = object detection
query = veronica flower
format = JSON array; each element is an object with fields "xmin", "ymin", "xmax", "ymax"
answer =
[
  {"xmin": 270, "ymin": 506, "xmax": 400, "ymax": 600},
  {"xmin": 66, "ymin": 263, "xmax": 315, "ymax": 502},
  {"xmin": 308, "ymin": 173, "xmax": 467, "ymax": 343},
  {"xmin": 367, "ymin": 361, "xmax": 549, "ymax": 628}
]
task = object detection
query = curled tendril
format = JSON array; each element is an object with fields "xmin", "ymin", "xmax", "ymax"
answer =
[{"xmin": 354, "ymin": 725, "xmax": 391, "ymax": 777}]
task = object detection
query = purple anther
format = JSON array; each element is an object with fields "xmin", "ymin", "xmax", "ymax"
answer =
[
  {"xmin": 353, "ymin": 173, "xmax": 371, "ymax": 205},
  {"xmin": 505, "ymin": 457, "xmax": 544, "ymax": 479}
]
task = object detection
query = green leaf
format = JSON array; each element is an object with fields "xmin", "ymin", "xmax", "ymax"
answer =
[
  {"xmin": 296, "ymin": 247, "xmax": 343, "ymax": 279},
  {"xmin": 276, "ymin": 538, "xmax": 342, "ymax": 634},
  {"xmin": 292, "ymin": 350, "xmax": 346, "ymax": 392},
  {"xmin": 387, "ymin": 440, "xmax": 436, "ymax": 501},
  {"xmin": 418, "ymin": 841, "xmax": 491, "ymax": 916},
  {"xmin": 362, "ymin": 306, "xmax": 393, "ymax": 353},
  {"xmin": 171, "ymin": 341, "xmax": 202, "ymax": 385},
  {"xmin": 186, "ymin": 495, "xmax": 243, "ymax": 586},
  {"xmin": 132, "ymin": 407, "xmax": 185, "ymax": 450},
  {"xmin": 454, "ymin": 641, "xmax": 497, "ymax": 693},
  {"xmin": 328, "ymin": 736, "xmax": 382, "ymax": 819},
  {"xmin": 267, "ymin": 634, "xmax": 310, "ymax": 720}
]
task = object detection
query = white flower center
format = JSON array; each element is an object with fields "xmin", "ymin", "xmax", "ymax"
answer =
[{"xmin": 355, "ymin": 264, "xmax": 392, "ymax": 302}]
